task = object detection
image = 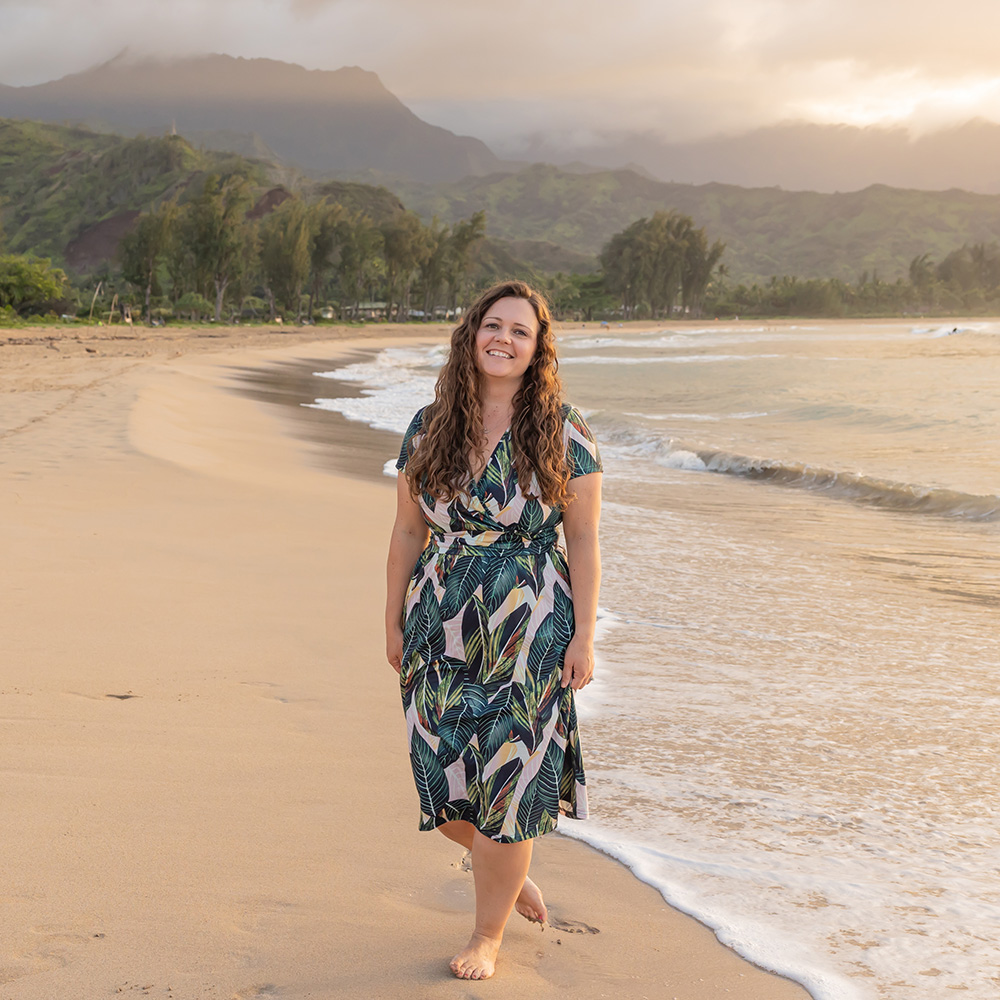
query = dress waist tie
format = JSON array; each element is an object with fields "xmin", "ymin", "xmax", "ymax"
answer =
[{"xmin": 431, "ymin": 527, "xmax": 558, "ymax": 559}]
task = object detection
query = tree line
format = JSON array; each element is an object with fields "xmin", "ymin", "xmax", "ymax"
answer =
[
  {"xmin": 116, "ymin": 174, "xmax": 487, "ymax": 324},
  {"xmin": 6, "ymin": 178, "xmax": 1000, "ymax": 322},
  {"xmin": 575, "ymin": 227, "xmax": 1000, "ymax": 320},
  {"xmin": 707, "ymin": 242, "xmax": 1000, "ymax": 318}
]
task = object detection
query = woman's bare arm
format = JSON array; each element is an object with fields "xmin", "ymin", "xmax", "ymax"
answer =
[
  {"xmin": 560, "ymin": 472, "xmax": 602, "ymax": 689},
  {"xmin": 385, "ymin": 473, "xmax": 431, "ymax": 673}
]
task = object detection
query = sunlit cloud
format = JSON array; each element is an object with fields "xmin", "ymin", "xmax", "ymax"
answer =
[
  {"xmin": 786, "ymin": 68, "xmax": 1000, "ymax": 132},
  {"xmin": 3, "ymin": 0, "xmax": 1000, "ymax": 143}
]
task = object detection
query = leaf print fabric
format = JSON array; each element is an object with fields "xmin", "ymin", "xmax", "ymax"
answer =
[{"xmin": 396, "ymin": 405, "xmax": 602, "ymax": 843}]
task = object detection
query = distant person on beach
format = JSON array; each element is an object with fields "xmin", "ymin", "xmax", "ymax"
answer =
[{"xmin": 385, "ymin": 280, "xmax": 603, "ymax": 980}]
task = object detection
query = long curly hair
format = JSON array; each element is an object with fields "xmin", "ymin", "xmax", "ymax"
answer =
[{"xmin": 403, "ymin": 280, "xmax": 571, "ymax": 507}]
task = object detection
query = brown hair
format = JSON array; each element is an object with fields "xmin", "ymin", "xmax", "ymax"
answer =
[{"xmin": 403, "ymin": 280, "xmax": 570, "ymax": 507}]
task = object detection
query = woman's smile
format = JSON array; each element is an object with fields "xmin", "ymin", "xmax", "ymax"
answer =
[{"xmin": 475, "ymin": 296, "xmax": 539, "ymax": 379}]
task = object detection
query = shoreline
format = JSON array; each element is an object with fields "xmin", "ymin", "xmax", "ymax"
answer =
[{"xmin": 1, "ymin": 325, "xmax": 813, "ymax": 998}]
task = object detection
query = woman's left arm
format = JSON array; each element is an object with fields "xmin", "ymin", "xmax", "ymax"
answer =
[{"xmin": 560, "ymin": 472, "xmax": 602, "ymax": 690}]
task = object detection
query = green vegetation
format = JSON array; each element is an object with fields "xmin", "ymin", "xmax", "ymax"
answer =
[
  {"xmin": 1, "ymin": 121, "xmax": 202, "ymax": 261},
  {"xmin": 600, "ymin": 211, "xmax": 724, "ymax": 318},
  {"xmin": 118, "ymin": 200, "xmax": 177, "ymax": 323},
  {"xmin": 0, "ymin": 254, "xmax": 72, "ymax": 320},
  {"xmin": 0, "ymin": 120, "xmax": 530, "ymax": 324},
  {"xmin": 110, "ymin": 176, "xmax": 490, "ymax": 325},
  {"xmin": 389, "ymin": 164, "xmax": 1000, "ymax": 286},
  {"xmin": 709, "ymin": 243, "xmax": 1000, "ymax": 318},
  {"xmin": 0, "ymin": 119, "xmax": 393, "ymax": 268},
  {"xmin": 5, "ymin": 118, "xmax": 1000, "ymax": 323}
]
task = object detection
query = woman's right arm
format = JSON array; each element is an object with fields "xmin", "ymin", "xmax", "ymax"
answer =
[{"xmin": 385, "ymin": 473, "xmax": 430, "ymax": 673}]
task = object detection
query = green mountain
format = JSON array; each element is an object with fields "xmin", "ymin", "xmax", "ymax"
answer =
[
  {"xmin": 1, "ymin": 120, "xmax": 258, "ymax": 266},
  {"xmin": 0, "ymin": 119, "xmax": 577, "ymax": 283},
  {"xmin": 0, "ymin": 119, "xmax": 403, "ymax": 272},
  {"xmin": 6, "ymin": 118, "xmax": 1000, "ymax": 287},
  {"xmin": 387, "ymin": 163, "xmax": 1000, "ymax": 283}
]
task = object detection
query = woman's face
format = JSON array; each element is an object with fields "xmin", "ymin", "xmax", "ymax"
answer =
[{"xmin": 474, "ymin": 296, "xmax": 539, "ymax": 384}]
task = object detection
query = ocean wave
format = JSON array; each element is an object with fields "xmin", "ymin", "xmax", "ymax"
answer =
[
  {"xmin": 305, "ymin": 347, "xmax": 438, "ymax": 434},
  {"xmin": 561, "ymin": 330, "xmax": 766, "ymax": 350},
  {"xmin": 910, "ymin": 322, "xmax": 1000, "ymax": 338},
  {"xmin": 597, "ymin": 420, "xmax": 1000, "ymax": 522},
  {"xmin": 560, "ymin": 327, "xmax": 897, "ymax": 352},
  {"xmin": 623, "ymin": 410, "xmax": 770, "ymax": 422},
  {"xmin": 698, "ymin": 453, "xmax": 1000, "ymax": 520},
  {"xmin": 561, "ymin": 353, "xmax": 782, "ymax": 365}
]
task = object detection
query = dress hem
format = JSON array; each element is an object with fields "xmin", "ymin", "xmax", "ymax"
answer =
[{"xmin": 417, "ymin": 804, "xmax": 587, "ymax": 844}]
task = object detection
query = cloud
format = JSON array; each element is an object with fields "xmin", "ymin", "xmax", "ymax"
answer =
[{"xmin": 2, "ymin": 0, "xmax": 999, "ymax": 143}]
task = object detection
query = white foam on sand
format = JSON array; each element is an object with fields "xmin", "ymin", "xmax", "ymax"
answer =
[
  {"xmin": 555, "ymin": 821, "xmax": 859, "ymax": 1000},
  {"xmin": 304, "ymin": 347, "xmax": 439, "ymax": 435}
]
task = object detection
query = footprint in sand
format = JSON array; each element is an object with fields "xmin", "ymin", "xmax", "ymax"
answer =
[
  {"xmin": 1, "ymin": 924, "xmax": 105, "ymax": 982},
  {"xmin": 548, "ymin": 916, "xmax": 600, "ymax": 934},
  {"xmin": 231, "ymin": 985, "xmax": 280, "ymax": 999},
  {"xmin": 451, "ymin": 850, "xmax": 473, "ymax": 873}
]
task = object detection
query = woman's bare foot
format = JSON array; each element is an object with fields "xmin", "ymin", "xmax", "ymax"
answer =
[
  {"xmin": 450, "ymin": 932, "xmax": 501, "ymax": 979},
  {"xmin": 514, "ymin": 876, "xmax": 547, "ymax": 925}
]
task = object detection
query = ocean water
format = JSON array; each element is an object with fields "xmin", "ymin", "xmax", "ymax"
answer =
[{"xmin": 305, "ymin": 321, "xmax": 1000, "ymax": 999}]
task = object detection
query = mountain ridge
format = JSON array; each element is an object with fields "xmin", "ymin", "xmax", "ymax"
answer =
[
  {"xmin": 0, "ymin": 53, "xmax": 504, "ymax": 183},
  {"xmin": 7, "ymin": 54, "xmax": 1000, "ymax": 194},
  {"xmin": 5, "ymin": 117, "xmax": 1000, "ymax": 286},
  {"xmin": 506, "ymin": 118, "xmax": 1000, "ymax": 195},
  {"xmin": 386, "ymin": 164, "xmax": 1000, "ymax": 282}
]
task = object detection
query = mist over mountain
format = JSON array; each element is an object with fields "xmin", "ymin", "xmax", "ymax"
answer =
[
  {"xmin": 0, "ymin": 53, "xmax": 504, "ymax": 183},
  {"xmin": 5, "ymin": 54, "xmax": 1000, "ymax": 195},
  {"xmin": 516, "ymin": 119, "xmax": 1000, "ymax": 195}
]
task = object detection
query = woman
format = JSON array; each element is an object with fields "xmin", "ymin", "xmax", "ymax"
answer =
[{"xmin": 385, "ymin": 280, "xmax": 602, "ymax": 980}]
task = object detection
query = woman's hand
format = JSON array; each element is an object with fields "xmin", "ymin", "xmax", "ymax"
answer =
[
  {"xmin": 561, "ymin": 633, "xmax": 595, "ymax": 690},
  {"xmin": 386, "ymin": 624, "xmax": 404, "ymax": 675}
]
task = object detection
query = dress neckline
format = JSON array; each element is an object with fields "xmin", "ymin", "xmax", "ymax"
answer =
[{"xmin": 471, "ymin": 427, "xmax": 510, "ymax": 489}]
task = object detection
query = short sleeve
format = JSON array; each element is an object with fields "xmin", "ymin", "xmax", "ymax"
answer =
[
  {"xmin": 563, "ymin": 405, "xmax": 603, "ymax": 479},
  {"xmin": 395, "ymin": 407, "xmax": 426, "ymax": 471}
]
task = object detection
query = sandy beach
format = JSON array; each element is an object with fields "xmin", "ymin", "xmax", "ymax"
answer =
[{"xmin": 1, "ymin": 322, "xmax": 812, "ymax": 999}]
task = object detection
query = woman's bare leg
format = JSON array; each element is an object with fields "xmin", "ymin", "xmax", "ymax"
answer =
[
  {"xmin": 438, "ymin": 819, "xmax": 475, "ymax": 850},
  {"xmin": 437, "ymin": 821, "xmax": 547, "ymax": 925},
  {"xmin": 449, "ymin": 831, "xmax": 533, "ymax": 980}
]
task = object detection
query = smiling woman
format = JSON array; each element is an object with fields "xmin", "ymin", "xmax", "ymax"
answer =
[
  {"xmin": 476, "ymin": 297, "xmax": 538, "ymax": 384},
  {"xmin": 384, "ymin": 280, "xmax": 603, "ymax": 981}
]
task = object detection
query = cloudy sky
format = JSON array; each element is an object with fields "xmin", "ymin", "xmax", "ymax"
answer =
[{"xmin": 2, "ymin": 0, "xmax": 998, "ymax": 151}]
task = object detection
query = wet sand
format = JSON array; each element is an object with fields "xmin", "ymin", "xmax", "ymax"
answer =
[{"xmin": 0, "ymin": 323, "xmax": 812, "ymax": 999}]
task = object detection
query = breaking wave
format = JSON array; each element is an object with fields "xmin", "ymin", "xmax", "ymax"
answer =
[{"xmin": 598, "ymin": 420, "xmax": 1000, "ymax": 522}]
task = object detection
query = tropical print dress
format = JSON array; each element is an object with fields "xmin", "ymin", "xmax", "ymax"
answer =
[{"xmin": 395, "ymin": 405, "xmax": 602, "ymax": 843}]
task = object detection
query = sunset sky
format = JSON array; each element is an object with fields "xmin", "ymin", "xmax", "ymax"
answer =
[{"xmin": 2, "ymin": 0, "xmax": 998, "ymax": 152}]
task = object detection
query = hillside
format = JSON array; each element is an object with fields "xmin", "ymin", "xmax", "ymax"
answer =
[
  {"xmin": 0, "ymin": 119, "xmax": 408, "ymax": 272},
  {"xmin": 390, "ymin": 164, "xmax": 1000, "ymax": 283},
  {"xmin": 7, "ymin": 119, "xmax": 1000, "ymax": 286},
  {"xmin": 0, "ymin": 53, "xmax": 504, "ymax": 183}
]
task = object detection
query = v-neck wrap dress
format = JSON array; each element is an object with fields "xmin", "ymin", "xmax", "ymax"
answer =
[{"xmin": 395, "ymin": 405, "xmax": 602, "ymax": 843}]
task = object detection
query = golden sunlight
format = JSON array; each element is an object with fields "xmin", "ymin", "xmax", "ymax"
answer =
[{"xmin": 790, "ymin": 72, "xmax": 1000, "ymax": 130}]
